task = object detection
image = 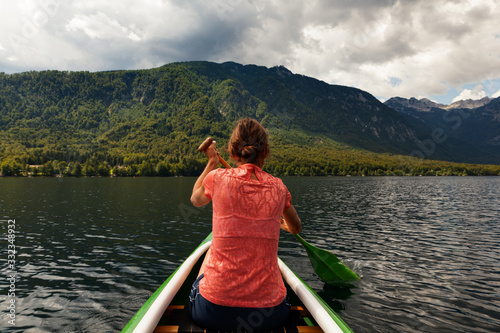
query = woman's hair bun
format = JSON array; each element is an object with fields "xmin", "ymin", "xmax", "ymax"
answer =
[
  {"xmin": 240, "ymin": 145, "xmax": 258, "ymax": 161},
  {"xmin": 228, "ymin": 118, "xmax": 269, "ymax": 163}
]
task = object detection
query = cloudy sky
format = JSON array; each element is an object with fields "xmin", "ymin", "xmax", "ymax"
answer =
[{"xmin": 1, "ymin": 0, "xmax": 499, "ymax": 104}]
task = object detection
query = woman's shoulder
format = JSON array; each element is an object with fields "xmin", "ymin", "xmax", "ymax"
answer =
[
  {"xmin": 260, "ymin": 170, "xmax": 288, "ymax": 188},
  {"xmin": 214, "ymin": 166, "xmax": 286, "ymax": 188}
]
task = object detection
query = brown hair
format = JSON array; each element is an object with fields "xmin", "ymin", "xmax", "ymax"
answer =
[{"xmin": 228, "ymin": 118, "xmax": 269, "ymax": 164}]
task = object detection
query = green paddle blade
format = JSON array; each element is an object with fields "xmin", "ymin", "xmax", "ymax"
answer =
[{"xmin": 294, "ymin": 233, "xmax": 360, "ymax": 284}]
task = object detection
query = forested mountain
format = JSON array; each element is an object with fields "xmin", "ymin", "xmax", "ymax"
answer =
[{"xmin": 1, "ymin": 61, "xmax": 499, "ymax": 177}]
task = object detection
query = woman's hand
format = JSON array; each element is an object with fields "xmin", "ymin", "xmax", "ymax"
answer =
[
  {"xmin": 203, "ymin": 140, "xmax": 220, "ymax": 167},
  {"xmin": 280, "ymin": 218, "xmax": 290, "ymax": 232}
]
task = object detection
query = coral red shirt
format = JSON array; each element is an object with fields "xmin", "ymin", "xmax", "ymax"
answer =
[{"xmin": 200, "ymin": 164, "xmax": 291, "ymax": 308}]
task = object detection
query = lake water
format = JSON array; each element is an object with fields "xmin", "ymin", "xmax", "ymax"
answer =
[{"xmin": 1, "ymin": 176, "xmax": 499, "ymax": 332}]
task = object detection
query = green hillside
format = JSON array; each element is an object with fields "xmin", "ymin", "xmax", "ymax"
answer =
[{"xmin": 1, "ymin": 62, "xmax": 499, "ymax": 177}]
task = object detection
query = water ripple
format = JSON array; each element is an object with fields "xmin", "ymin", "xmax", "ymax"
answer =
[
  {"xmin": 290, "ymin": 177, "xmax": 500, "ymax": 332},
  {"xmin": 1, "ymin": 177, "xmax": 499, "ymax": 332}
]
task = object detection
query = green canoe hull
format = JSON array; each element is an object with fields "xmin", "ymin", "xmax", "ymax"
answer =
[{"xmin": 122, "ymin": 233, "xmax": 353, "ymax": 333}]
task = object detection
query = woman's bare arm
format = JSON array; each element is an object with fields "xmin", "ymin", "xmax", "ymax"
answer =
[
  {"xmin": 190, "ymin": 141, "xmax": 219, "ymax": 207},
  {"xmin": 281, "ymin": 203, "xmax": 302, "ymax": 234}
]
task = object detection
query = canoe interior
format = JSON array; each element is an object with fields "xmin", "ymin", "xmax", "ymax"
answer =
[{"xmin": 153, "ymin": 252, "xmax": 324, "ymax": 333}]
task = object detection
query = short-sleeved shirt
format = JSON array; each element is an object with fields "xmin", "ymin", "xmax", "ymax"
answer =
[{"xmin": 200, "ymin": 163, "xmax": 292, "ymax": 308}]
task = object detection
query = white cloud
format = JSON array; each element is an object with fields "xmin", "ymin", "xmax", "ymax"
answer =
[
  {"xmin": 452, "ymin": 85, "xmax": 487, "ymax": 103},
  {"xmin": 283, "ymin": 0, "xmax": 500, "ymax": 102},
  {"xmin": 65, "ymin": 13, "xmax": 142, "ymax": 42},
  {"xmin": 492, "ymin": 89, "xmax": 500, "ymax": 99}
]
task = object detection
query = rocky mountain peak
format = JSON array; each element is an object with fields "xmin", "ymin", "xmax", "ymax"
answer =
[
  {"xmin": 385, "ymin": 97, "xmax": 444, "ymax": 112},
  {"xmin": 446, "ymin": 97, "xmax": 493, "ymax": 110}
]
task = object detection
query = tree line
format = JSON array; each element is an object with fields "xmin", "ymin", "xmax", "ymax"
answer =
[{"xmin": 2, "ymin": 148, "xmax": 500, "ymax": 177}]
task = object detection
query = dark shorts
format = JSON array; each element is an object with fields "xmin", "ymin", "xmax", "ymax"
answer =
[{"xmin": 189, "ymin": 274, "xmax": 290, "ymax": 331}]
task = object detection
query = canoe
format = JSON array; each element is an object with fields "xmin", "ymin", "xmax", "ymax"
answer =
[{"xmin": 122, "ymin": 233, "xmax": 354, "ymax": 333}]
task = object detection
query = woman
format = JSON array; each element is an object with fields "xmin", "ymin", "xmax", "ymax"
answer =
[{"xmin": 189, "ymin": 118, "xmax": 302, "ymax": 331}]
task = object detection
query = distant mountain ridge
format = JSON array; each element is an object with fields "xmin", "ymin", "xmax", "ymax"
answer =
[
  {"xmin": 447, "ymin": 97, "xmax": 493, "ymax": 110},
  {"xmin": 385, "ymin": 96, "xmax": 493, "ymax": 112},
  {"xmin": 385, "ymin": 97, "xmax": 445, "ymax": 112},
  {"xmin": 384, "ymin": 96, "xmax": 500, "ymax": 163}
]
